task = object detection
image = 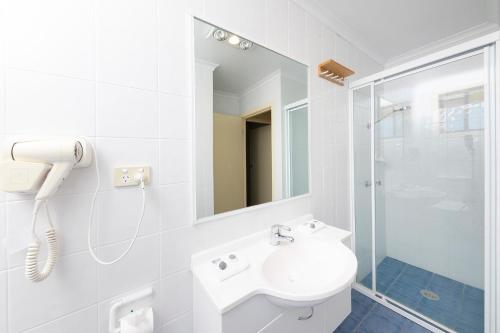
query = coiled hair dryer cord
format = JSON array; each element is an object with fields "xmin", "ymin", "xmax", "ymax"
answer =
[{"xmin": 25, "ymin": 200, "xmax": 57, "ymax": 282}]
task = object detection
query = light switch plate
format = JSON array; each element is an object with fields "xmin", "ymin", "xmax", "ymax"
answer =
[{"xmin": 113, "ymin": 166, "xmax": 151, "ymax": 187}]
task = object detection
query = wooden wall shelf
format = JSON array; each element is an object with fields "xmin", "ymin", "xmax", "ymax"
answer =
[{"xmin": 317, "ymin": 59, "xmax": 354, "ymax": 86}]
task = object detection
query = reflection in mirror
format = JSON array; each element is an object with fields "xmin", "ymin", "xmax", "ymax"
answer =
[{"xmin": 194, "ymin": 18, "xmax": 309, "ymax": 220}]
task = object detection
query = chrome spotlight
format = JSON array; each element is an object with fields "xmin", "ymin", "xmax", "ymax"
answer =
[
  {"xmin": 239, "ymin": 39, "xmax": 253, "ymax": 50},
  {"xmin": 212, "ymin": 29, "xmax": 228, "ymax": 41}
]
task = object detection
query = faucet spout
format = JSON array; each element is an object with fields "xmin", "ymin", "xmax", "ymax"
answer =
[{"xmin": 270, "ymin": 224, "xmax": 294, "ymax": 246}]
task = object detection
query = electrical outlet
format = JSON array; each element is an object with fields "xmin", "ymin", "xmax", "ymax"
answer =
[{"xmin": 113, "ymin": 166, "xmax": 151, "ymax": 187}]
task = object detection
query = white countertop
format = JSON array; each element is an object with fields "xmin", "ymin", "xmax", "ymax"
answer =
[{"xmin": 191, "ymin": 216, "xmax": 355, "ymax": 313}]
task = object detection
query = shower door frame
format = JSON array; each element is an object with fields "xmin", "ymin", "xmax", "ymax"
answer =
[{"xmin": 348, "ymin": 31, "xmax": 500, "ymax": 333}]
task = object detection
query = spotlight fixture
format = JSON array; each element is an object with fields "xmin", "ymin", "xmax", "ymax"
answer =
[
  {"xmin": 228, "ymin": 35, "xmax": 241, "ymax": 45},
  {"xmin": 212, "ymin": 29, "xmax": 228, "ymax": 41},
  {"xmin": 239, "ymin": 40, "xmax": 253, "ymax": 50},
  {"xmin": 211, "ymin": 28, "xmax": 253, "ymax": 51}
]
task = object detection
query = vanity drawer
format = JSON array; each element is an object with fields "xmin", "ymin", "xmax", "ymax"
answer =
[
  {"xmin": 221, "ymin": 288, "xmax": 351, "ymax": 333},
  {"xmin": 258, "ymin": 307, "xmax": 324, "ymax": 333}
]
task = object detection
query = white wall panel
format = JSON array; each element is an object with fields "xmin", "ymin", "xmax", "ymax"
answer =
[{"xmin": 0, "ymin": 0, "xmax": 382, "ymax": 331}]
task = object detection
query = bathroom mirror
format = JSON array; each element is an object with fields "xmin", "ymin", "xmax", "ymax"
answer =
[{"xmin": 194, "ymin": 18, "xmax": 309, "ymax": 220}]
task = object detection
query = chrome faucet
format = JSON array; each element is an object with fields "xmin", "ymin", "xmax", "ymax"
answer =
[{"xmin": 270, "ymin": 224, "xmax": 294, "ymax": 246}]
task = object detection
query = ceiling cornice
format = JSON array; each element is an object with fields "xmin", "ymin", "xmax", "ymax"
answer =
[
  {"xmin": 292, "ymin": 0, "xmax": 386, "ymax": 65},
  {"xmin": 294, "ymin": 0, "xmax": 500, "ymax": 68},
  {"xmin": 385, "ymin": 22, "xmax": 499, "ymax": 67}
]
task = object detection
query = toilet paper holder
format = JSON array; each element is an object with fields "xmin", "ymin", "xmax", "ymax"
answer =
[{"xmin": 109, "ymin": 287, "xmax": 153, "ymax": 333}]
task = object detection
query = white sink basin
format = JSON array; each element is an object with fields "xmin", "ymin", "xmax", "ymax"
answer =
[
  {"xmin": 191, "ymin": 218, "xmax": 357, "ymax": 313},
  {"xmin": 262, "ymin": 239, "xmax": 357, "ymax": 307}
]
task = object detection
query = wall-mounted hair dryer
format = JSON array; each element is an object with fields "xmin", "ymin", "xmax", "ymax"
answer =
[
  {"xmin": 8, "ymin": 139, "xmax": 92, "ymax": 199},
  {"xmin": 1, "ymin": 138, "xmax": 148, "ymax": 283},
  {"xmin": 0, "ymin": 138, "xmax": 92, "ymax": 282}
]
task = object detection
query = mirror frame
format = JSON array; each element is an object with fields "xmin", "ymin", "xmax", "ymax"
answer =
[{"xmin": 190, "ymin": 16, "xmax": 312, "ymax": 225}]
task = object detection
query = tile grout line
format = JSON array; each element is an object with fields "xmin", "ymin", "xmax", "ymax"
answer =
[
  {"xmin": 5, "ymin": 67, "xmax": 191, "ymax": 98},
  {"xmin": 457, "ymin": 284, "xmax": 466, "ymax": 332},
  {"xmin": 384, "ymin": 259, "xmax": 408, "ymax": 295},
  {"xmin": 19, "ymin": 303, "xmax": 99, "ymax": 333},
  {"xmin": 161, "ymin": 309, "xmax": 192, "ymax": 328},
  {"xmin": 155, "ymin": 0, "xmax": 164, "ymax": 327},
  {"xmin": 350, "ymin": 296, "xmax": 378, "ymax": 333},
  {"xmin": 3, "ymin": 180, "xmax": 190, "ymax": 204},
  {"xmin": 92, "ymin": 0, "xmax": 100, "ymax": 328}
]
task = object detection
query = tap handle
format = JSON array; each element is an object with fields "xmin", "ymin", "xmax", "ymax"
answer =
[{"xmin": 271, "ymin": 224, "xmax": 291, "ymax": 232}]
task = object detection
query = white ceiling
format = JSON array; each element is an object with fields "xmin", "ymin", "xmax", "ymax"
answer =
[
  {"xmin": 194, "ymin": 19, "xmax": 307, "ymax": 95},
  {"xmin": 298, "ymin": 0, "xmax": 500, "ymax": 65}
]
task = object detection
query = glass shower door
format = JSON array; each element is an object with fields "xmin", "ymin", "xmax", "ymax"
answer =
[
  {"xmin": 352, "ymin": 86, "xmax": 373, "ymax": 287},
  {"xmin": 373, "ymin": 52, "xmax": 485, "ymax": 332}
]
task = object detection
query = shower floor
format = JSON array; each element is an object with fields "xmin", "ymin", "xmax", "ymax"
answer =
[
  {"xmin": 334, "ymin": 289, "xmax": 430, "ymax": 333},
  {"xmin": 359, "ymin": 257, "xmax": 484, "ymax": 333}
]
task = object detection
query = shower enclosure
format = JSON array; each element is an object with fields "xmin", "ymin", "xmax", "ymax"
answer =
[{"xmin": 349, "ymin": 34, "xmax": 499, "ymax": 333}]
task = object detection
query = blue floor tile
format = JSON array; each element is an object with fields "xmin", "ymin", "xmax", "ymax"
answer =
[
  {"xmin": 356, "ymin": 304, "xmax": 408, "ymax": 333},
  {"xmin": 351, "ymin": 289, "xmax": 376, "ymax": 322},
  {"xmin": 360, "ymin": 272, "xmax": 372, "ymax": 289},
  {"xmin": 378, "ymin": 257, "xmax": 406, "ymax": 275},
  {"xmin": 416, "ymin": 274, "xmax": 464, "ymax": 328},
  {"xmin": 360, "ymin": 271, "xmax": 397, "ymax": 293},
  {"xmin": 462, "ymin": 296, "xmax": 484, "ymax": 316},
  {"xmin": 335, "ymin": 290, "xmax": 376, "ymax": 333},
  {"xmin": 464, "ymin": 285, "xmax": 484, "ymax": 302},
  {"xmin": 456, "ymin": 314, "xmax": 484, "ymax": 333},
  {"xmin": 350, "ymin": 257, "xmax": 485, "ymax": 333},
  {"xmin": 386, "ymin": 279, "xmax": 423, "ymax": 308},
  {"xmin": 398, "ymin": 264, "xmax": 433, "ymax": 288},
  {"xmin": 417, "ymin": 298, "xmax": 459, "ymax": 329},
  {"xmin": 428, "ymin": 274, "xmax": 464, "ymax": 297},
  {"xmin": 376, "ymin": 272, "xmax": 396, "ymax": 293},
  {"xmin": 377, "ymin": 258, "xmax": 405, "ymax": 293},
  {"xmin": 458, "ymin": 286, "xmax": 484, "ymax": 333},
  {"xmin": 333, "ymin": 290, "xmax": 431, "ymax": 333},
  {"xmin": 357, "ymin": 304, "xmax": 403, "ymax": 333},
  {"xmin": 384, "ymin": 264, "xmax": 431, "ymax": 308},
  {"xmin": 359, "ymin": 257, "xmax": 405, "ymax": 293},
  {"xmin": 461, "ymin": 303, "xmax": 484, "ymax": 319}
]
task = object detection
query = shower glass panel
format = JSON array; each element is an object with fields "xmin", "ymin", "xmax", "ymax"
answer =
[
  {"xmin": 352, "ymin": 86, "xmax": 373, "ymax": 285},
  {"xmin": 372, "ymin": 53, "xmax": 485, "ymax": 332},
  {"xmin": 285, "ymin": 102, "xmax": 309, "ymax": 197}
]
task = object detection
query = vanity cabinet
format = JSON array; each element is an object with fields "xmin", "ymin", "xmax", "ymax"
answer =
[
  {"xmin": 191, "ymin": 217, "xmax": 356, "ymax": 333},
  {"xmin": 194, "ymin": 276, "xmax": 351, "ymax": 333}
]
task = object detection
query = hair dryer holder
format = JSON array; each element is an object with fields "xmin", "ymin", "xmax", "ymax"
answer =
[{"xmin": 0, "ymin": 137, "xmax": 92, "ymax": 195}]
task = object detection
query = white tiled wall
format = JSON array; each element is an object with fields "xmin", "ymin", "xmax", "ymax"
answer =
[{"xmin": 0, "ymin": 0, "xmax": 381, "ymax": 332}]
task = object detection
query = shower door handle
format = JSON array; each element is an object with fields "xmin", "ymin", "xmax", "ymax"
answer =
[{"xmin": 364, "ymin": 180, "xmax": 382, "ymax": 187}]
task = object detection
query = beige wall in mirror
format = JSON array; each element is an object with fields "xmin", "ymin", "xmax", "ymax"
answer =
[{"xmin": 194, "ymin": 18, "xmax": 309, "ymax": 220}]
